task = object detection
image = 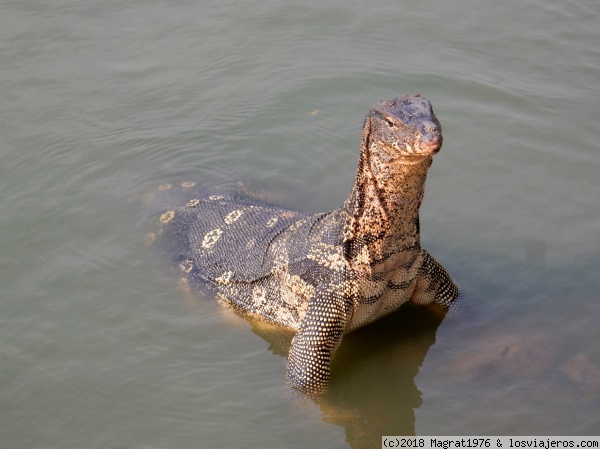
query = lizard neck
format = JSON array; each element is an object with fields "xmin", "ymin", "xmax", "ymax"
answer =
[{"xmin": 342, "ymin": 140, "xmax": 433, "ymax": 273}]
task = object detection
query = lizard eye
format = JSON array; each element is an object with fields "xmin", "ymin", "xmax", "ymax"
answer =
[{"xmin": 385, "ymin": 119, "xmax": 396, "ymax": 128}]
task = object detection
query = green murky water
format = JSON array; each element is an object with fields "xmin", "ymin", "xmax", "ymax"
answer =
[{"xmin": 1, "ymin": 1, "xmax": 599, "ymax": 447}]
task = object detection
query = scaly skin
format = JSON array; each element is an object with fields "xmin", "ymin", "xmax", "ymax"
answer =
[{"xmin": 154, "ymin": 95, "xmax": 460, "ymax": 396}]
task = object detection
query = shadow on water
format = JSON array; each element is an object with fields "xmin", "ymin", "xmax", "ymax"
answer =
[
  {"xmin": 324, "ymin": 305, "xmax": 443, "ymax": 445},
  {"xmin": 252, "ymin": 303, "xmax": 444, "ymax": 447}
]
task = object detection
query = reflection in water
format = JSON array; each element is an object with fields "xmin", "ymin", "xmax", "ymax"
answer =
[{"xmin": 253, "ymin": 303, "xmax": 444, "ymax": 447}]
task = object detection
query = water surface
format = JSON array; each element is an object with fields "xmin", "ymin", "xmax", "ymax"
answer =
[{"xmin": 1, "ymin": 0, "xmax": 599, "ymax": 447}]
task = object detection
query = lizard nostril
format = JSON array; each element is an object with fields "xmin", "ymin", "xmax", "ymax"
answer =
[{"xmin": 422, "ymin": 121, "xmax": 439, "ymax": 134}]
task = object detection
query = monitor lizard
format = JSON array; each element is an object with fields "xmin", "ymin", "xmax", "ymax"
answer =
[{"xmin": 152, "ymin": 94, "xmax": 461, "ymax": 396}]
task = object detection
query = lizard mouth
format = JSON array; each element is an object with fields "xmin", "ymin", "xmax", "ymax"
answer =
[
  {"xmin": 419, "ymin": 134, "xmax": 443, "ymax": 154},
  {"xmin": 379, "ymin": 135, "xmax": 442, "ymax": 161}
]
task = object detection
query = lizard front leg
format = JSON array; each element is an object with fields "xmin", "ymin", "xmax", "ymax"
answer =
[
  {"xmin": 286, "ymin": 285, "xmax": 352, "ymax": 396},
  {"xmin": 411, "ymin": 249, "xmax": 461, "ymax": 312}
]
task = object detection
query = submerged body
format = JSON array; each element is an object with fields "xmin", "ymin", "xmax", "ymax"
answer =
[{"xmin": 155, "ymin": 95, "xmax": 460, "ymax": 395}]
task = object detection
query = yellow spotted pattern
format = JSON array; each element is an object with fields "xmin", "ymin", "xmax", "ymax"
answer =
[
  {"xmin": 159, "ymin": 211, "xmax": 175, "ymax": 224},
  {"xmin": 201, "ymin": 228, "xmax": 223, "ymax": 249},
  {"xmin": 224, "ymin": 209, "xmax": 244, "ymax": 224}
]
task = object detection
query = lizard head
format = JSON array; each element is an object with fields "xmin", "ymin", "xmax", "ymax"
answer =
[{"xmin": 365, "ymin": 94, "xmax": 443, "ymax": 159}]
